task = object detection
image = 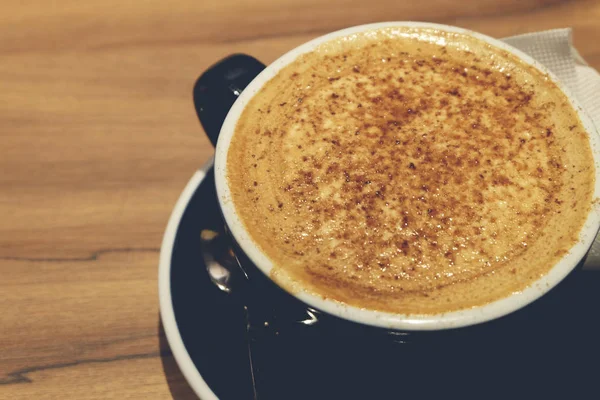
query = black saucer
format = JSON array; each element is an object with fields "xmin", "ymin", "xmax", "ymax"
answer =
[{"xmin": 167, "ymin": 165, "xmax": 600, "ymax": 399}]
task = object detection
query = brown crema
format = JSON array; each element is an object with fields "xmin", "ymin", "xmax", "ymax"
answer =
[{"xmin": 227, "ymin": 27, "xmax": 595, "ymax": 314}]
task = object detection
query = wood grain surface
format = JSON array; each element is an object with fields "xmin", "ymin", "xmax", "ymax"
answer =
[{"xmin": 2, "ymin": 0, "xmax": 600, "ymax": 398}]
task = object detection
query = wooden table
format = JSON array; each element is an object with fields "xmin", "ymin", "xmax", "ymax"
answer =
[{"xmin": 2, "ymin": 1, "xmax": 600, "ymax": 398}]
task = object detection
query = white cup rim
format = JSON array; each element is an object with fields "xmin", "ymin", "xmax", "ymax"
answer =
[{"xmin": 214, "ymin": 21, "xmax": 600, "ymax": 330}]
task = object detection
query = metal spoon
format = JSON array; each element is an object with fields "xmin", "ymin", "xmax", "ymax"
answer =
[{"xmin": 200, "ymin": 228, "xmax": 259, "ymax": 399}]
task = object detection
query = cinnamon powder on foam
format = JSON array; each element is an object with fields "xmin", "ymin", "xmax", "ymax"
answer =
[{"xmin": 227, "ymin": 28, "xmax": 595, "ymax": 315}]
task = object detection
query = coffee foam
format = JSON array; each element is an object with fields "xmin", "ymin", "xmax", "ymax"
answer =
[{"xmin": 227, "ymin": 28, "xmax": 595, "ymax": 314}]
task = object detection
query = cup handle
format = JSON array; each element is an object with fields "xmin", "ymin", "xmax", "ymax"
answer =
[{"xmin": 193, "ymin": 54, "xmax": 266, "ymax": 147}]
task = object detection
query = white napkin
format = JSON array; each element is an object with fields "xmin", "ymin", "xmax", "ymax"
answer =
[{"xmin": 502, "ymin": 29, "xmax": 600, "ymax": 270}]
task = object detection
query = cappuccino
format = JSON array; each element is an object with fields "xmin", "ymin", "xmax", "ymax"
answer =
[{"xmin": 227, "ymin": 27, "xmax": 595, "ymax": 314}]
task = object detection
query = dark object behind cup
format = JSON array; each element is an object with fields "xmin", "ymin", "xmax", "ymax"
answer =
[{"xmin": 194, "ymin": 54, "xmax": 266, "ymax": 146}]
